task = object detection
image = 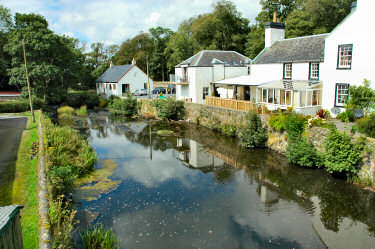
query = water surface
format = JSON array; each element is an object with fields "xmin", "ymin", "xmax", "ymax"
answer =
[{"xmin": 70, "ymin": 113, "xmax": 375, "ymax": 249}]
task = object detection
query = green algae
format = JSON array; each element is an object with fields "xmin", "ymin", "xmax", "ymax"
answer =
[
  {"xmin": 157, "ymin": 130, "xmax": 174, "ymax": 136},
  {"xmin": 74, "ymin": 159, "xmax": 121, "ymax": 201}
]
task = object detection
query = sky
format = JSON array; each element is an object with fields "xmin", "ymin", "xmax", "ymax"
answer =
[{"xmin": 1, "ymin": 0, "xmax": 261, "ymax": 46}]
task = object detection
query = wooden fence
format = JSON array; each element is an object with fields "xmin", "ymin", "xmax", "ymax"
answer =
[{"xmin": 205, "ymin": 96, "xmax": 265, "ymax": 113}]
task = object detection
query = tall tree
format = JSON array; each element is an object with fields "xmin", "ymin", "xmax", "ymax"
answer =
[
  {"xmin": 0, "ymin": 5, "xmax": 13, "ymax": 89},
  {"xmin": 149, "ymin": 26, "xmax": 174, "ymax": 81},
  {"xmin": 5, "ymin": 13, "xmax": 81, "ymax": 102}
]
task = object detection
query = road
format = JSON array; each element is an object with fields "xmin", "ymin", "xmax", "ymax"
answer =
[{"xmin": 0, "ymin": 115, "xmax": 27, "ymax": 206}]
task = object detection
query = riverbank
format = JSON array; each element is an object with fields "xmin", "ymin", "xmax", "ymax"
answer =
[
  {"xmin": 10, "ymin": 112, "xmax": 40, "ymax": 249},
  {"xmin": 139, "ymin": 99, "xmax": 375, "ymax": 188}
]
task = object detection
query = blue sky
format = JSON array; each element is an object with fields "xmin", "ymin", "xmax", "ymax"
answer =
[{"xmin": 2, "ymin": 0, "xmax": 261, "ymax": 47}]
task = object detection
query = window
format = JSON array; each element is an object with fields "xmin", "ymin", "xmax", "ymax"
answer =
[
  {"xmin": 309, "ymin": 62, "xmax": 319, "ymax": 80},
  {"xmin": 335, "ymin": 83, "xmax": 349, "ymax": 106},
  {"xmin": 283, "ymin": 63, "xmax": 292, "ymax": 79},
  {"xmin": 337, "ymin": 45, "xmax": 353, "ymax": 69},
  {"xmin": 262, "ymin": 89, "xmax": 267, "ymax": 102},
  {"xmin": 202, "ymin": 87, "xmax": 209, "ymax": 100},
  {"xmin": 144, "ymin": 83, "xmax": 147, "ymax": 89},
  {"xmin": 247, "ymin": 66, "xmax": 251, "ymax": 75},
  {"xmin": 109, "ymin": 84, "xmax": 112, "ymax": 90},
  {"xmin": 300, "ymin": 89, "xmax": 322, "ymax": 107},
  {"xmin": 113, "ymin": 84, "xmax": 116, "ymax": 90}
]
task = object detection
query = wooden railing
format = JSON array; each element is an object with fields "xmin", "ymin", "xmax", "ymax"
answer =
[{"xmin": 205, "ymin": 96, "xmax": 265, "ymax": 113}]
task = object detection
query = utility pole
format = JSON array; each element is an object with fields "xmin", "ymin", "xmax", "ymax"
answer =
[
  {"xmin": 147, "ymin": 55, "xmax": 151, "ymax": 99},
  {"xmin": 22, "ymin": 39, "xmax": 35, "ymax": 123}
]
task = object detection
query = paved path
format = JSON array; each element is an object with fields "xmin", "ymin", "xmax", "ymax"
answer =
[{"xmin": 0, "ymin": 115, "xmax": 27, "ymax": 206}]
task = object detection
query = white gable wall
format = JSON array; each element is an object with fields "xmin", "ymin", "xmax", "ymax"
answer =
[
  {"xmin": 322, "ymin": 0, "xmax": 375, "ymax": 111},
  {"xmin": 116, "ymin": 66, "xmax": 153, "ymax": 96}
]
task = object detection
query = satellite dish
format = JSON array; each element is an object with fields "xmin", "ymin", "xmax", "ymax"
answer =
[
  {"xmin": 331, "ymin": 107, "xmax": 341, "ymax": 115},
  {"xmin": 353, "ymin": 109, "xmax": 364, "ymax": 118}
]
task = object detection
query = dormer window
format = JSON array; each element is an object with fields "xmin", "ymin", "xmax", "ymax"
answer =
[
  {"xmin": 283, "ymin": 63, "xmax": 292, "ymax": 79},
  {"xmin": 309, "ymin": 62, "xmax": 319, "ymax": 80},
  {"xmin": 337, "ymin": 44, "xmax": 352, "ymax": 69}
]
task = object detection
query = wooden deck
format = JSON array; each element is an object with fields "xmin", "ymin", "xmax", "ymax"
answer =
[{"xmin": 205, "ymin": 96, "xmax": 265, "ymax": 113}]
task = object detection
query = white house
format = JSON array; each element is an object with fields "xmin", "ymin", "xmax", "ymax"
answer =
[
  {"xmin": 321, "ymin": 0, "xmax": 375, "ymax": 113},
  {"xmin": 214, "ymin": 22, "xmax": 327, "ymax": 115},
  {"xmin": 96, "ymin": 60, "xmax": 153, "ymax": 97},
  {"xmin": 174, "ymin": 50, "xmax": 251, "ymax": 104}
]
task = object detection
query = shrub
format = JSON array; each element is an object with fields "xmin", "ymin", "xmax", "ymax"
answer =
[
  {"xmin": 222, "ymin": 124, "xmax": 237, "ymax": 137},
  {"xmin": 151, "ymin": 97, "xmax": 186, "ymax": 120},
  {"xmin": 99, "ymin": 98, "xmax": 109, "ymax": 108},
  {"xmin": 307, "ymin": 116, "xmax": 327, "ymax": 128},
  {"xmin": 0, "ymin": 97, "xmax": 44, "ymax": 113},
  {"xmin": 66, "ymin": 92, "xmax": 100, "ymax": 108},
  {"xmin": 108, "ymin": 95, "xmax": 138, "ymax": 116},
  {"xmin": 284, "ymin": 113, "xmax": 308, "ymax": 135},
  {"xmin": 76, "ymin": 105, "xmax": 88, "ymax": 116},
  {"xmin": 268, "ymin": 114, "xmax": 288, "ymax": 132},
  {"xmin": 81, "ymin": 225, "xmax": 119, "ymax": 249},
  {"xmin": 286, "ymin": 134, "xmax": 321, "ymax": 167},
  {"xmin": 238, "ymin": 111, "xmax": 268, "ymax": 148},
  {"xmin": 347, "ymin": 79, "xmax": 375, "ymax": 113},
  {"xmin": 48, "ymin": 166, "xmax": 76, "ymax": 197},
  {"xmin": 323, "ymin": 126, "xmax": 361, "ymax": 176},
  {"xmin": 357, "ymin": 112, "xmax": 375, "ymax": 138},
  {"xmin": 50, "ymin": 195, "xmax": 77, "ymax": 249},
  {"xmin": 57, "ymin": 106, "xmax": 75, "ymax": 118},
  {"xmin": 337, "ymin": 110, "xmax": 355, "ymax": 122},
  {"xmin": 316, "ymin": 109, "xmax": 330, "ymax": 118}
]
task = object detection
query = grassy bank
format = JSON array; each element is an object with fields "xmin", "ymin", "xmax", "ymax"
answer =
[{"xmin": 11, "ymin": 111, "xmax": 39, "ymax": 249}]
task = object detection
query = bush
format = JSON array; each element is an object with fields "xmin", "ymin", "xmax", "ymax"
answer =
[
  {"xmin": 0, "ymin": 97, "xmax": 44, "ymax": 113},
  {"xmin": 66, "ymin": 92, "xmax": 100, "ymax": 108},
  {"xmin": 81, "ymin": 225, "xmax": 119, "ymax": 249},
  {"xmin": 337, "ymin": 110, "xmax": 355, "ymax": 122},
  {"xmin": 108, "ymin": 95, "xmax": 138, "ymax": 116},
  {"xmin": 99, "ymin": 98, "xmax": 109, "ymax": 108},
  {"xmin": 76, "ymin": 105, "xmax": 88, "ymax": 116},
  {"xmin": 323, "ymin": 126, "xmax": 361, "ymax": 176},
  {"xmin": 307, "ymin": 116, "xmax": 327, "ymax": 128},
  {"xmin": 284, "ymin": 113, "xmax": 308, "ymax": 135},
  {"xmin": 238, "ymin": 111, "xmax": 268, "ymax": 148},
  {"xmin": 268, "ymin": 114, "xmax": 288, "ymax": 132},
  {"xmin": 347, "ymin": 79, "xmax": 375, "ymax": 113},
  {"xmin": 57, "ymin": 106, "xmax": 75, "ymax": 118},
  {"xmin": 357, "ymin": 112, "xmax": 375, "ymax": 138},
  {"xmin": 151, "ymin": 97, "xmax": 186, "ymax": 120},
  {"xmin": 286, "ymin": 134, "xmax": 321, "ymax": 167},
  {"xmin": 222, "ymin": 124, "xmax": 237, "ymax": 137},
  {"xmin": 42, "ymin": 117, "xmax": 97, "ymax": 197}
]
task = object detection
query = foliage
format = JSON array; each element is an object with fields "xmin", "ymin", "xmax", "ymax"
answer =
[
  {"xmin": 357, "ymin": 112, "xmax": 375, "ymax": 138},
  {"xmin": 222, "ymin": 124, "xmax": 237, "ymax": 137},
  {"xmin": 286, "ymin": 134, "xmax": 321, "ymax": 167},
  {"xmin": 347, "ymin": 79, "xmax": 375, "ymax": 113},
  {"xmin": 81, "ymin": 225, "xmax": 119, "ymax": 249},
  {"xmin": 323, "ymin": 126, "xmax": 361, "ymax": 176},
  {"xmin": 57, "ymin": 106, "xmax": 74, "ymax": 118},
  {"xmin": 268, "ymin": 113, "xmax": 308, "ymax": 135},
  {"xmin": 108, "ymin": 95, "xmax": 138, "ymax": 116},
  {"xmin": 42, "ymin": 117, "xmax": 97, "ymax": 197},
  {"xmin": 66, "ymin": 91, "xmax": 100, "ymax": 108},
  {"xmin": 337, "ymin": 110, "xmax": 355, "ymax": 122},
  {"xmin": 307, "ymin": 116, "xmax": 327, "ymax": 128},
  {"xmin": 268, "ymin": 114, "xmax": 288, "ymax": 132},
  {"xmin": 151, "ymin": 97, "xmax": 186, "ymax": 120},
  {"xmin": 49, "ymin": 195, "xmax": 77, "ymax": 249},
  {"xmin": 76, "ymin": 105, "xmax": 88, "ymax": 116},
  {"xmin": 316, "ymin": 109, "xmax": 330, "ymax": 119},
  {"xmin": 0, "ymin": 97, "xmax": 44, "ymax": 113},
  {"xmin": 99, "ymin": 98, "xmax": 109, "ymax": 108},
  {"xmin": 238, "ymin": 111, "xmax": 268, "ymax": 148}
]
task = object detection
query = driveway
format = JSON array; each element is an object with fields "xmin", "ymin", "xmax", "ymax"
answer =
[{"xmin": 0, "ymin": 115, "xmax": 27, "ymax": 206}]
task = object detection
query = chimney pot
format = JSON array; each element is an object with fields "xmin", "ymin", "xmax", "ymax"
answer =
[
  {"xmin": 273, "ymin": 11, "xmax": 277, "ymax": 22},
  {"xmin": 132, "ymin": 58, "xmax": 136, "ymax": 66},
  {"xmin": 110, "ymin": 61, "xmax": 113, "ymax": 67}
]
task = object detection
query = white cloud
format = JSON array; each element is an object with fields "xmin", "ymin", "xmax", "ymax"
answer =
[{"xmin": 3, "ymin": 0, "xmax": 261, "ymax": 46}]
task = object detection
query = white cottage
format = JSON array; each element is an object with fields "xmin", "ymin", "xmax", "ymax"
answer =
[
  {"xmin": 96, "ymin": 60, "xmax": 153, "ymax": 97},
  {"xmin": 321, "ymin": 0, "xmax": 375, "ymax": 113},
  {"xmin": 174, "ymin": 50, "xmax": 251, "ymax": 104}
]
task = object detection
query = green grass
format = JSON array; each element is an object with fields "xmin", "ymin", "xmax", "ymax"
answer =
[{"xmin": 11, "ymin": 111, "xmax": 39, "ymax": 249}]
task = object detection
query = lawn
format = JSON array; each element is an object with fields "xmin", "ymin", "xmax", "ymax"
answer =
[{"xmin": 11, "ymin": 111, "xmax": 39, "ymax": 249}]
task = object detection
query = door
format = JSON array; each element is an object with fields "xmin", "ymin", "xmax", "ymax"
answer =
[
  {"xmin": 122, "ymin": 84, "xmax": 130, "ymax": 95},
  {"xmin": 244, "ymin": 86, "xmax": 250, "ymax": 101}
]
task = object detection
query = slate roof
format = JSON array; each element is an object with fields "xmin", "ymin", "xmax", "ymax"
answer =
[
  {"xmin": 176, "ymin": 50, "xmax": 251, "ymax": 67},
  {"xmin": 252, "ymin": 34, "xmax": 328, "ymax": 64},
  {"xmin": 0, "ymin": 205, "xmax": 22, "ymax": 231},
  {"xmin": 96, "ymin": 65, "xmax": 133, "ymax": 83}
]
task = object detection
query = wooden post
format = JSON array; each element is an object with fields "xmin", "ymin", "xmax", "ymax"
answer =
[
  {"xmin": 147, "ymin": 55, "xmax": 151, "ymax": 99},
  {"xmin": 22, "ymin": 39, "xmax": 35, "ymax": 123}
]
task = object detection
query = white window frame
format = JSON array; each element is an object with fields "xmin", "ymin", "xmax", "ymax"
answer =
[
  {"xmin": 202, "ymin": 87, "xmax": 209, "ymax": 100},
  {"xmin": 300, "ymin": 89, "xmax": 322, "ymax": 107},
  {"xmin": 259, "ymin": 88, "xmax": 293, "ymax": 106},
  {"xmin": 335, "ymin": 83, "xmax": 349, "ymax": 107},
  {"xmin": 337, "ymin": 45, "xmax": 353, "ymax": 69},
  {"xmin": 309, "ymin": 62, "xmax": 319, "ymax": 80},
  {"xmin": 283, "ymin": 63, "xmax": 292, "ymax": 79}
]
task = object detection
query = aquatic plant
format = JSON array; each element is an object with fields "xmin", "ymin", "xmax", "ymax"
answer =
[{"xmin": 81, "ymin": 225, "xmax": 119, "ymax": 249}]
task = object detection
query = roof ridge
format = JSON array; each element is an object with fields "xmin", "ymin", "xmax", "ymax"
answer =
[{"xmin": 280, "ymin": 33, "xmax": 329, "ymax": 42}]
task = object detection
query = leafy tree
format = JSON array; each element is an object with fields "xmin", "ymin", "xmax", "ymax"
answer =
[
  {"xmin": 245, "ymin": 25, "xmax": 265, "ymax": 59},
  {"xmin": 347, "ymin": 79, "xmax": 375, "ymax": 113},
  {"xmin": 0, "ymin": 4, "xmax": 13, "ymax": 32},
  {"xmin": 92, "ymin": 63, "xmax": 110, "ymax": 81},
  {"xmin": 238, "ymin": 111, "xmax": 268, "ymax": 148},
  {"xmin": 4, "ymin": 13, "xmax": 82, "ymax": 102},
  {"xmin": 285, "ymin": 9, "xmax": 314, "ymax": 38},
  {"xmin": 0, "ymin": 5, "xmax": 13, "ymax": 89},
  {"xmin": 149, "ymin": 26, "xmax": 174, "ymax": 81}
]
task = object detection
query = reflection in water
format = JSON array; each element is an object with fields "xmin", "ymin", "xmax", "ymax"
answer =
[{"xmin": 71, "ymin": 113, "xmax": 375, "ymax": 249}]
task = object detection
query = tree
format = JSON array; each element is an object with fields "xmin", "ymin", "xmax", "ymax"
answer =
[
  {"xmin": 0, "ymin": 4, "xmax": 13, "ymax": 32},
  {"xmin": 347, "ymin": 79, "xmax": 375, "ymax": 113},
  {"xmin": 0, "ymin": 5, "xmax": 13, "ymax": 90},
  {"xmin": 149, "ymin": 26, "xmax": 174, "ymax": 81},
  {"xmin": 5, "ymin": 13, "xmax": 82, "ymax": 102},
  {"xmin": 285, "ymin": 9, "xmax": 314, "ymax": 38}
]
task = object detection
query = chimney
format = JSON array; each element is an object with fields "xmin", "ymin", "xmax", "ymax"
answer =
[
  {"xmin": 110, "ymin": 61, "xmax": 113, "ymax": 67},
  {"xmin": 265, "ymin": 12, "xmax": 285, "ymax": 48},
  {"xmin": 132, "ymin": 58, "xmax": 136, "ymax": 66},
  {"xmin": 351, "ymin": 1, "xmax": 357, "ymax": 13}
]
